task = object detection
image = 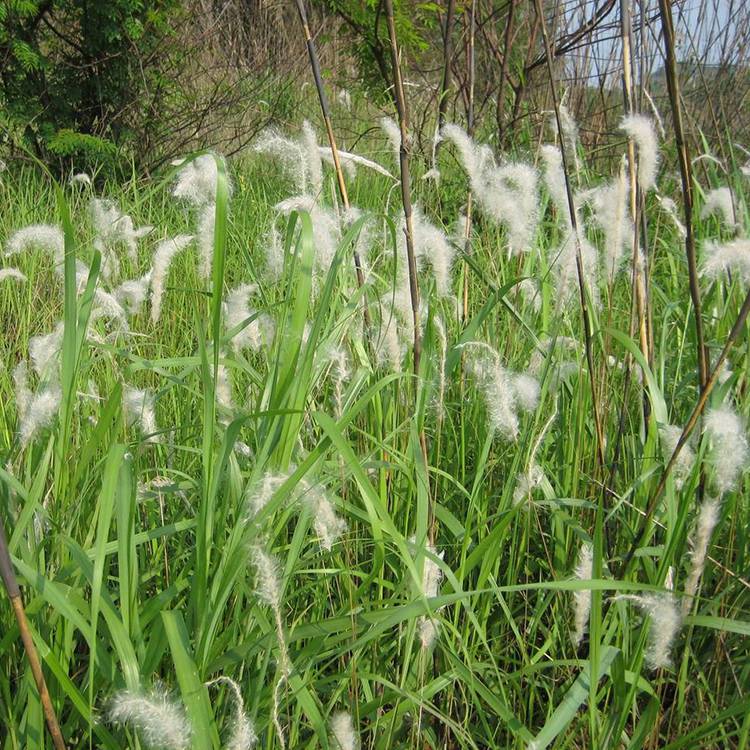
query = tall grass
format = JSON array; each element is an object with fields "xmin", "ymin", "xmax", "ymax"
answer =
[{"xmin": 1, "ymin": 117, "xmax": 749, "ymax": 750}]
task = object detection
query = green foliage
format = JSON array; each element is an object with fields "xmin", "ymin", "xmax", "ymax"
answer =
[{"xmin": 0, "ymin": 0, "xmax": 180, "ymax": 172}]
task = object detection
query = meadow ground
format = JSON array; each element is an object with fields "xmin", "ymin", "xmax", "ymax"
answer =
[{"xmin": 1, "ymin": 119, "xmax": 749, "ymax": 749}]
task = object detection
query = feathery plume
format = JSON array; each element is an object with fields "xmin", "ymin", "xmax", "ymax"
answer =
[
  {"xmin": 250, "ymin": 544, "xmax": 289, "ymax": 750},
  {"xmin": 275, "ymin": 196, "xmax": 340, "ymax": 275},
  {"xmin": 246, "ymin": 472, "xmax": 289, "ymax": 519},
  {"xmin": 329, "ymin": 711, "xmax": 358, "ymax": 750},
  {"xmin": 540, "ymin": 145, "xmax": 571, "ymax": 227},
  {"xmin": 225, "ymin": 283, "xmax": 274, "ymax": 352},
  {"xmin": 91, "ymin": 198, "xmax": 153, "ymax": 275},
  {"xmin": 464, "ymin": 341, "xmax": 539, "ymax": 441},
  {"xmin": 657, "ymin": 195, "xmax": 686, "ymax": 238},
  {"xmin": 319, "ymin": 147, "xmax": 395, "ymax": 180},
  {"xmin": 108, "ymin": 686, "xmax": 191, "ymax": 750},
  {"xmin": 301, "ymin": 483, "xmax": 347, "ymax": 551},
  {"xmin": 585, "ymin": 156, "xmax": 632, "ymax": 281},
  {"xmin": 620, "ymin": 115, "xmax": 660, "ymax": 191},
  {"xmin": 700, "ymin": 237, "xmax": 750, "ymax": 285},
  {"xmin": 557, "ymin": 100, "xmax": 581, "ymax": 175},
  {"xmin": 5, "ymin": 225, "xmax": 64, "ymax": 268},
  {"xmin": 400, "ymin": 205, "xmax": 455, "ymax": 295},
  {"xmin": 18, "ymin": 382, "xmax": 61, "ymax": 447},
  {"xmin": 29, "ymin": 322, "xmax": 64, "ymax": 380},
  {"xmin": 682, "ymin": 497, "xmax": 721, "ymax": 616},
  {"xmin": 616, "ymin": 594, "xmax": 680, "ymax": 670},
  {"xmin": 150, "ymin": 235, "xmax": 194, "ymax": 323},
  {"xmin": 703, "ymin": 405, "xmax": 749, "ymax": 495},
  {"xmin": 659, "ymin": 424, "xmax": 696, "ymax": 490},
  {"xmin": 196, "ymin": 204, "xmax": 215, "ymax": 280},
  {"xmin": 13, "ymin": 362, "xmax": 32, "ymax": 423},
  {"xmin": 123, "ymin": 387, "xmax": 161, "ymax": 443},
  {"xmin": 571, "ymin": 543, "xmax": 593, "ymax": 648},
  {"xmin": 253, "ymin": 131, "xmax": 307, "ymax": 193},
  {"xmin": 550, "ymin": 230, "xmax": 600, "ymax": 310},
  {"xmin": 172, "ymin": 153, "xmax": 226, "ymax": 206},
  {"xmin": 513, "ymin": 463, "xmax": 544, "ymax": 507},
  {"xmin": 301, "ymin": 121, "xmax": 323, "ymax": 197},
  {"xmin": 380, "ymin": 117, "xmax": 402, "ymax": 164},
  {"xmin": 0, "ymin": 267, "xmax": 26, "ymax": 282},
  {"xmin": 205, "ymin": 676, "xmax": 257, "ymax": 750},
  {"xmin": 701, "ymin": 187, "xmax": 737, "ymax": 229},
  {"xmin": 114, "ymin": 271, "xmax": 152, "ymax": 316},
  {"xmin": 69, "ymin": 172, "xmax": 92, "ymax": 187}
]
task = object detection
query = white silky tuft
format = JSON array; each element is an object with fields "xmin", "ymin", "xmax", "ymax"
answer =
[
  {"xmin": 700, "ymin": 237, "xmax": 750, "ymax": 285},
  {"xmin": 617, "ymin": 593, "xmax": 680, "ymax": 670},
  {"xmin": 329, "ymin": 711, "xmax": 358, "ymax": 750},
  {"xmin": 150, "ymin": 235, "xmax": 194, "ymax": 323},
  {"xmin": 682, "ymin": 497, "xmax": 721, "ymax": 616},
  {"xmin": 18, "ymin": 382, "xmax": 62, "ymax": 447},
  {"xmin": 0, "ymin": 267, "xmax": 26, "ymax": 282},
  {"xmin": 620, "ymin": 115, "xmax": 660, "ymax": 191},
  {"xmin": 659, "ymin": 424, "xmax": 696, "ymax": 491},
  {"xmin": 206, "ymin": 676, "xmax": 257, "ymax": 750},
  {"xmin": 108, "ymin": 686, "xmax": 192, "ymax": 750},
  {"xmin": 703, "ymin": 405, "xmax": 749, "ymax": 496},
  {"xmin": 301, "ymin": 483, "xmax": 347, "ymax": 551},
  {"xmin": 572, "ymin": 542, "xmax": 593, "ymax": 648},
  {"xmin": 123, "ymin": 386, "xmax": 161, "ymax": 443},
  {"xmin": 5, "ymin": 225, "xmax": 65, "ymax": 268},
  {"xmin": 701, "ymin": 187, "xmax": 737, "ymax": 229}
]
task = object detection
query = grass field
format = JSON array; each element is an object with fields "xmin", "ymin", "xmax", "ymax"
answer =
[{"xmin": 1, "ymin": 119, "xmax": 749, "ymax": 750}]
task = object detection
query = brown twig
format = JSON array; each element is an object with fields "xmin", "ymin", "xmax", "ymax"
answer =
[
  {"xmin": 0, "ymin": 522, "xmax": 67, "ymax": 750},
  {"xmin": 621, "ymin": 287, "xmax": 750, "ymax": 573},
  {"xmin": 293, "ymin": 0, "xmax": 370, "ymax": 330},
  {"xmin": 657, "ymin": 0, "xmax": 708, "ymax": 390},
  {"xmin": 533, "ymin": 0, "xmax": 607, "ymax": 472}
]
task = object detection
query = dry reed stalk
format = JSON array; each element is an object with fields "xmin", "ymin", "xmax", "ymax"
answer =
[
  {"xmin": 496, "ymin": 0, "xmax": 517, "ymax": 143},
  {"xmin": 437, "ymin": 0, "xmax": 457, "ymax": 135},
  {"xmin": 383, "ymin": 0, "xmax": 435, "ymax": 541},
  {"xmin": 383, "ymin": 0, "xmax": 422, "ymax": 376},
  {"xmin": 462, "ymin": 0, "xmax": 476, "ymax": 325},
  {"xmin": 620, "ymin": 0, "xmax": 651, "ymax": 372},
  {"xmin": 533, "ymin": 0, "xmax": 606, "ymax": 471},
  {"xmin": 622, "ymin": 287, "xmax": 750, "ymax": 573},
  {"xmin": 657, "ymin": 0, "xmax": 708, "ymax": 390},
  {"xmin": 293, "ymin": 0, "xmax": 370, "ymax": 330},
  {"xmin": 0, "ymin": 522, "xmax": 66, "ymax": 750}
]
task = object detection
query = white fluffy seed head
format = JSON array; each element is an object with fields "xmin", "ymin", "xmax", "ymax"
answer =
[
  {"xmin": 618, "ymin": 594, "xmax": 680, "ymax": 670},
  {"xmin": 659, "ymin": 424, "xmax": 696, "ymax": 490},
  {"xmin": 380, "ymin": 116, "xmax": 402, "ymax": 164},
  {"xmin": 657, "ymin": 196, "xmax": 686, "ymax": 238},
  {"xmin": 0, "ymin": 267, "xmax": 26, "ymax": 282},
  {"xmin": 206, "ymin": 676, "xmax": 257, "ymax": 750},
  {"xmin": 512, "ymin": 464, "xmax": 544, "ymax": 507},
  {"xmin": 172, "ymin": 153, "xmax": 227, "ymax": 206},
  {"xmin": 150, "ymin": 235, "xmax": 194, "ymax": 323},
  {"xmin": 250, "ymin": 545, "xmax": 282, "ymax": 610},
  {"xmin": 701, "ymin": 187, "xmax": 737, "ymax": 228},
  {"xmin": 541, "ymin": 145, "xmax": 571, "ymax": 228},
  {"xmin": 703, "ymin": 405, "xmax": 749, "ymax": 495},
  {"xmin": 254, "ymin": 130, "xmax": 307, "ymax": 193},
  {"xmin": 225, "ymin": 283, "xmax": 274, "ymax": 352},
  {"xmin": 29, "ymin": 322, "xmax": 64, "ymax": 380},
  {"xmin": 682, "ymin": 496, "xmax": 721, "ymax": 616},
  {"xmin": 246, "ymin": 472, "xmax": 289, "ymax": 519},
  {"xmin": 197, "ymin": 203, "xmax": 215, "ymax": 280},
  {"xmin": 108, "ymin": 686, "xmax": 192, "ymax": 750},
  {"xmin": 620, "ymin": 115, "xmax": 660, "ymax": 191},
  {"xmin": 18, "ymin": 382, "xmax": 62, "ymax": 447},
  {"xmin": 329, "ymin": 711, "xmax": 358, "ymax": 750},
  {"xmin": 302, "ymin": 484, "xmax": 347, "ymax": 551},
  {"xmin": 123, "ymin": 386, "xmax": 160, "ymax": 443},
  {"xmin": 700, "ymin": 237, "xmax": 750, "ymax": 285},
  {"xmin": 5, "ymin": 225, "xmax": 65, "ymax": 268},
  {"xmin": 115, "ymin": 271, "xmax": 152, "ymax": 316},
  {"xmin": 572, "ymin": 542, "xmax": 593, "ymax": 647},
  {"xmin": 402, "ymin": 206, "xmax": 455, "ymax": 296},
  {"xmin": 301, "ymin": 121, "xmax": 323, "ymax": 197}
]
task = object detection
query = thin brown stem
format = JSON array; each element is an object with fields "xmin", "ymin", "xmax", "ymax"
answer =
[
  {"xmin": 533, "ymin": 0, "xmax": 606, "ymax": 472},
  {"xmin": 293, "ymin": 0, "xmax": 370, "ymax": 330},
  {"xmin": 0, "ymin": 523, "xmax": 67, "ymax": 750},
  {"xmin": 657, "ymin": 0, "xmax": 708, "ymax": 390},
  {"xmin": 621, "ymin": 287, "xmax": 750, "ymax": 573}
]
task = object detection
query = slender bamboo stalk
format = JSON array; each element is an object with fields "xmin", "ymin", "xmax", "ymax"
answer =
[
  {"xmin": 533, "ymin": 0, "xmax": 606, "ymax": 471},
  {"xmin": 620, "ymin": 0, "xmax": 651, "ymax": 374},
  {"xmin": 0, "ymin": 522, "xmax": 66, "ymax": 750},
  {"xmin": 437, "ymin": 0, "xmax": 456, "ymax": 135},
  {"xmin": 293, "ymin": 0, "xmax": 370, "ymax": 329},
  {"xmin": 462, "ymin": 0, "xmax": 476, "ymax": 324},
  {"xmin": 657, "ymin": 0, "xmax": 708, "ymax": 390},
  {"xmin": 622, "ymin": 286, "xmax": 750, "ymax": 573},
  {"xmin": 383, "ymin": 0, "xmax": 422, "ymax": 376}
]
